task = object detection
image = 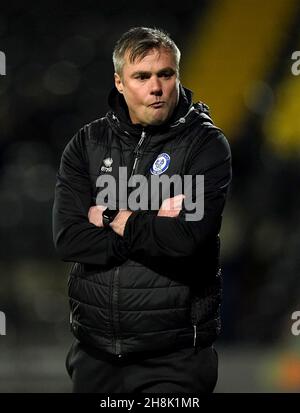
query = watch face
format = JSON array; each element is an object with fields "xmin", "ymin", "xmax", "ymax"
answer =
[
  {"xmin": 103, "ymin": 208, "xmax": 118, "ymax": 219},
  {"xmin": 103, "ymin": 208, "xmax": 119, "ymax": 225}
]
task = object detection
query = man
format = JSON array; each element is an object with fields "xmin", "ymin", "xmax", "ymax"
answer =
[{"xmin": 52, "ymin": 27, "xmax": 232, "ymax": 393}]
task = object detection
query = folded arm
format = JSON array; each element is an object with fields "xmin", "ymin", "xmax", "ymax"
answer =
[
  {"xmin": 52, "ymin": 131, "xmax": 129, "ymax": 266},
  {"xmin": 110, "ymin": 131, "xmax": 232, "ymax": 258}
]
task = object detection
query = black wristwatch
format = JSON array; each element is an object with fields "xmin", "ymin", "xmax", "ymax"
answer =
[{"xmin": 102, "ymin": 208, "xmax": 119, "ymax": 227}]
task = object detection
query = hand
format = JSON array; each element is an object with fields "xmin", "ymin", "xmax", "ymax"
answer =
[
  {"xmin": 88, "ymin": 205, "xmax": 106, "ymax": 227},
  {"xmin": 110, "ymin": 210, "xmax": 133, "ymax": 237},
  {"xmin": 158, "ymin": 194, "xmax": 185, "ymax": 218}
]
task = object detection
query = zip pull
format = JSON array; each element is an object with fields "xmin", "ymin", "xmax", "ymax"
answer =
[
  {"xmin": 130, "ymin": 130, "xmax": 147, "ymax": 177},
  {"xmin": 138, "ymin": 130, "xmax": 146, "ymax": 146},
  {"xmin": 134, "ymin": 130, "xmax": 146, "ymax": 155},
  {"xmin": 193, "ymin": 324, "xmax": 197, "ymax": 347}
]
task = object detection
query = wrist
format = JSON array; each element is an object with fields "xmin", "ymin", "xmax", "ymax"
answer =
[{"xmin": 102, "ymin": 208, "xmax": 120, "ymax": 227}]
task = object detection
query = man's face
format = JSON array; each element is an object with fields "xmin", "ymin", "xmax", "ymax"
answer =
[{"xmin": 114, "ymin": 48, "xmax": 180, "ymax": 126}]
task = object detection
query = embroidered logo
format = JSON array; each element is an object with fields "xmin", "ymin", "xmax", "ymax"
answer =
[
  {"xmin": 150, "ymin": 153, "xmax": 171, "ymax": 175},
  {"xmin": 101, "ymin": 157, "xmax": 113, "ymax": 173}
]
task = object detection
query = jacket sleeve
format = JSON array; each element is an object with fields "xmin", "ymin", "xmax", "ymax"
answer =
[
  {"xmin": 52, "ymin": 130, "xmax": 129, "ymax": 266},
  {"xmin": 123, "ymin": 130, "xmax": 232, "ymax": 258}
]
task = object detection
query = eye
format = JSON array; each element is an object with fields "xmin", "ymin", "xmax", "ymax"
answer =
[
  {"xmin": 135, "ymin": 73, "xmax": 149, "ymax": 80},
  {"xmin": 159, "ymin": 71, "xmax": 174, "ymax": 79}
]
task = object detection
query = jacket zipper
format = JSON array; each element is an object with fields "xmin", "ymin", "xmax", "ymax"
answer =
[
  {"xmin": 130, "ymin": 130, "xmax": 146, "ymax": 177},
  {"xmin": 111, "ymin": 266, "xmax": 122, "ymax": 357},
  {"xmin": 110, "ymin": 130, "xmax": 146, "ymax": 357}
]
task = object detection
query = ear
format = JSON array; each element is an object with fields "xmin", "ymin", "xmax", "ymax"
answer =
[{"xmin": 114, "ymin": 73, "xmax": 123, "ymax": 94}]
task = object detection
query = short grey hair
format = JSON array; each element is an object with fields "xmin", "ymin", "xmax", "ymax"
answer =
[{"xmin": 113, "ymin": 27, "xmax": 181, "ymax": 77}]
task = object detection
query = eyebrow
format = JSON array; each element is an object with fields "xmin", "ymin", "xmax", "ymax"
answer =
[{"xmin": 131, "ymin": 67, "xmax": 176, "ymax": 77}]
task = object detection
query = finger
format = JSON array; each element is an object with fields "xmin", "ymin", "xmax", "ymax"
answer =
[
  {"xmin": 88, "ymin": 207, "xmax": 95, "ymax": 219},
  {"xmin": 172, "ymin": 194, "xmax": 185, "ymax": 201},
  {"xmin": 160, "ymin": 199, "xmax": 171, "ymax": 210},
  {"xmin": 96, "ymin": 205, "xmax": 106, "ymax": 211},
  {"xmin": 171, "ymin": 194, "xmax": 185, "ymax": 207},
  {"xmin": 163, "ymin": 194, "xmax": 185, "ymax": 210}
]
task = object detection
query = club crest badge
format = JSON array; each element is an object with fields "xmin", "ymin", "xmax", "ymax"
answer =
[{"xmin": 150, "ymin": 153, "xmax": 170, "ymax": 175}]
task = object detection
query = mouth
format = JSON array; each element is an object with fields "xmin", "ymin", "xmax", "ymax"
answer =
[{"xmin": 149, "ymin": 102, "xmax": 165, "ymax": 108}]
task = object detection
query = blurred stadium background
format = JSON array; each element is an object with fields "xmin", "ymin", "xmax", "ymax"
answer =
[{"xmin": 1, "ymin": 0, "xmax": 300, "ymax": 392}]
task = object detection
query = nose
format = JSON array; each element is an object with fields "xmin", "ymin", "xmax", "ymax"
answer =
[{"xmin": 150, "ymin": 76, "xmax": 162, "ymax": 96}]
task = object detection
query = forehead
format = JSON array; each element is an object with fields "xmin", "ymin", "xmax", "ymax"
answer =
[{"xmin": 123, "ymin": 48, "xmax": 176, "ymax": 73}]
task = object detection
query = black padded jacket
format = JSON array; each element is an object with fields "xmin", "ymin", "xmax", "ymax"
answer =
[{"xmin": 52, "ymin": 85, "xmax": 232, "ymax": 356}]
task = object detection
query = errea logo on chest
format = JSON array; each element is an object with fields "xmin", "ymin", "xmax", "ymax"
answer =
[{"xmin": 101, "ymin": 157, "xmax": 113, "ymax": 173}]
